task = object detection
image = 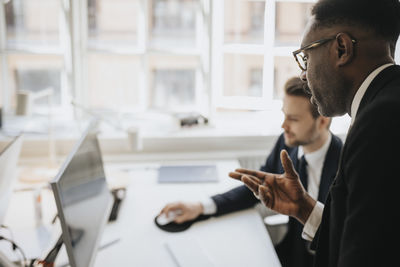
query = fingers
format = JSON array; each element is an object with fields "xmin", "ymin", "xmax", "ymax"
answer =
[
  {"xmin": 160, "ymin": 202, "xmax": 183, "ymax": 216},
  {"xmin": 232, "ymin": 168, "xmax": 267, "ymax": 180},
  {"xmin": 161, "ymin": 202, "xmax": 202, "ymax": 224},
  {"xmin": 228, "ymin": 171, "xmax": 244, "ymax": 181},
  {"xmin": 174, "ymin": 214, "xmax": 189, "ymax": 224},
  {"xmin": 161, "ymin": 203, "xmax": 188, "ymax": 224},
  {"xmin": 242, "ymin": 175, "xmax": 262, "ymax": 195},
  {"xmin": 242, "ymin": 177, "xmax": 274, "ymax": 209},
  {"xmin": 280, "ymin": 150, "xmax": 298, "ymax": 179},
  {"xmin": 258, "ymin": 185, "xmax": 274, "ymax": 209},
  {"xmin": 229, "ymin": 171, "xmax": 264, "ymax": 184}
]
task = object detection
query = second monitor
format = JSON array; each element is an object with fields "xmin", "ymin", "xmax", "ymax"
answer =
[{"xmin": 50, "ymin": 125, "xmax": 113, "ymax": 267}]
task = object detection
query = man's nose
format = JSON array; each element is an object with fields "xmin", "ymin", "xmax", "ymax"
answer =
[{"xmin": 281, "ymin": 119, "xmax": 288, "ymax": 130}]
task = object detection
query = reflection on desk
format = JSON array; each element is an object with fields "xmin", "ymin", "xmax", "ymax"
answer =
[{"xmin": 2, "ymin": 160, "xmax": 281, "ymax": 267}]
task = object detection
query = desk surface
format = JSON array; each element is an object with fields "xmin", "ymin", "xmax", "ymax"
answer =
[{"xmin": 2, "ymin": 159, "xmax": 281, "ymax": 267}]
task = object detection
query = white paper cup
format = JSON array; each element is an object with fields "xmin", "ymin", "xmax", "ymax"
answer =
[
  {"xmin": 127, "ymin": 126, "xmax": 142, "ymax": 151},
  {"xmin": 16, "ymin": 90, "xmax": 33, "ymax": 116}
]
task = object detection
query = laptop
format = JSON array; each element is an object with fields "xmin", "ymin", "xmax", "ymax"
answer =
[{"xmin": 157, "ymin": 164, "xmax": 218, "ymax": 183}]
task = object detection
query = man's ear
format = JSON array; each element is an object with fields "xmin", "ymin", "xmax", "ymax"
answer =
[
  {"xmin": 335, "ymin": 33, "xmax": 355, "ymax": 67},
  {"xmin": 317, "ymin": 116, "xmax": 331, "ymax": 130}
]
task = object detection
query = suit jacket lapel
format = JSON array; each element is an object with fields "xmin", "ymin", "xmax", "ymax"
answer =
[
  {"xmin": 357, "ymin": 65, "xmax": 400, "ymax": 118},
  {"xmin": 318, "ymin": 135, "xmax": 341, "ymax": 203}
]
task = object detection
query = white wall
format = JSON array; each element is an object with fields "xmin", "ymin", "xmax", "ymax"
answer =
[{"xmin": 396, "ymin": 38, "xmax": 400, "ymax": 63}]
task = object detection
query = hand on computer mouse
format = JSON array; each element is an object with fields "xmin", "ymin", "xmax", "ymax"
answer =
[{"xmin": 159, "ymin": 202, "xmax": 203, "ymax": 224}]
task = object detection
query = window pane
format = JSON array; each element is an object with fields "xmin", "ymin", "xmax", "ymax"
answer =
[
  {"xmin": 87, "ymin": 54, "xmax": 141, "ymax": 109},
  {"xmin": 88, "ymin": 0, "xmax": 139, "ymax": 48},
  {"xmin": 148, "ymin": 55, "xmax": 199, "ymax": 111},
  {"xmin": 275, "ymin": 2, "xmax": 313, "ymax": 46},
  {"xmin": 224, "ymin": 0, "xmax": 265, "ymax": 44},
  {"xmin": 223, "ymin": 54, "xmax": 264, "ymax": 97},
  {"xmin": 5, "ymin": 0, "xmax": 61, "ymax": 47},
  {"xmin": 151, "ymin": 69, "xmax": 195, "ymax": 109},
  {"xmin": 274, "ymin": 56, "xmax": 301, "ymax": 99},
  {"xmin": 149, "ymin": 0, "xmax": 198, "ymax": 48},
  {"xmin": 7, "ymin": 55, "xmax": 64, "ymax": 108}
]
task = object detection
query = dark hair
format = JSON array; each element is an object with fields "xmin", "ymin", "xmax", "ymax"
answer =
[
  {"xmin": 284, "ymin": 77, "xmax": 320, "ymax": 119},
  {"xmin": 311, "ymin": 0, "xmax": 400, "ymax": 55}
]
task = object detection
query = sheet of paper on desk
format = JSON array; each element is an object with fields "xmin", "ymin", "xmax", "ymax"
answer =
[
  {"xmin": 157, "ymin": 165, "xmax": 218, "ymax": 183},
  {"xmin": 164, "ymin": 237, "xmax": 215, "ymax": 267}
]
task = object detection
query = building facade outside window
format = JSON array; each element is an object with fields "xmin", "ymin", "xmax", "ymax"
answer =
[{"xmin": 0, "ymin": 0, "xmax": 317, "ymax": 130}]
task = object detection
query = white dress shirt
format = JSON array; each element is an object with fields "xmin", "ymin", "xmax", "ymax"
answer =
[
  {"xmin": 298, "ymin": 133, "xmax": 332, "ymax": 200},
  {"xmin": 201, "ymin": 133, "xmax": 332, "ymax": 216},
  {"xmin": 302, "ymin": 63, "xmax": 394, "ymax": 241}
]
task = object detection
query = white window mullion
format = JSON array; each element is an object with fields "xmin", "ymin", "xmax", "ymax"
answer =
[
  {"xmin": 210, "ymin": 0, "xmax": 223, "ymax": 117},
  {"xmin": 140, "ymin": 0, "xmax": 148, "ymax": 111},
  {"xmin": 137, "ymin": 0, "xmax": 146, "ymax": 52},
  {"xmin": 0, "ymin": 3, "xmax": 6, "ymax": 49},
  {"xmin": 78, "ymin": 0, "xmax": 87, "ymax": 107},
  {"xmin": 204, "ymin": 0, "xmax": 212, "ymax": 118},
  {"xmin": 0, "ymin": 3, "xmax": 9, "ymax": 112},
  {"xmin": 198, "ymin": 0, "xmax": 210, "ymax": 116},
  {"xmin": 263, "ymin": 0, "xmax": 276, "ymax": 106},
  {"xmin": 60, "ymin": 0, "xmax": 71, "ymax": 110}
]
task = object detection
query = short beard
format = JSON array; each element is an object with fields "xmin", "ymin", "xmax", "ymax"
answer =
[{"xmin": 314, "ymin": 69, "xmax": 350, "ymax": 117}]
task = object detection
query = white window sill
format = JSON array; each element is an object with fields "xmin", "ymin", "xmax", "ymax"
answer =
[{"xmin": 0, "ymin": 111, "xmax": 350, "ymax": 162}]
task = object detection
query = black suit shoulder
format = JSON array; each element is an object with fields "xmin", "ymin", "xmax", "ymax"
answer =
[{"xmin": 314, "ymin": 65, "xmax": 400, "ymax": 267}]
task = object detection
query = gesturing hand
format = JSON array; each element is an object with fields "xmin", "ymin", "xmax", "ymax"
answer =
[{"xmin": 229, "ymin": 150, "xmax": 316, "ymax": 224}]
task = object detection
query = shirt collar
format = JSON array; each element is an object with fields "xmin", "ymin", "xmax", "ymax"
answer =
[
  {"xmin": 350, "ymin": 63, "xmax": 394, "ymax": 125},
  {"xmin": 298, "ymin": 132, "xmax": 332, "ymax": 168}
]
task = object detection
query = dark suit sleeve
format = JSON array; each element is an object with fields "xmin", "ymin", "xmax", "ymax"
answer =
[
  {"xmin": 212, "ymin": 134, "xmax": 286, "ymax": 216},
  {"xmin": 337, "ymin": 99, "xmax": 399, "ymax": 266}
]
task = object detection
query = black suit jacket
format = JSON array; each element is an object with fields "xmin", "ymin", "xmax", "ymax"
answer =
[
  {"xmin": 313, "ymin": 65, "xmax": 400, "ymax": 267},
  {"xmin": 212, "ymin": 133, "xmax": 343, "ymax": 267}
]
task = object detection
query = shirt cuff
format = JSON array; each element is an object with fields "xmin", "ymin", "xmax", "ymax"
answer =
[
  {"xmin": 200, "ymin": 198, "xmax": 217, "ymax": 215},
  {"xmin": 302, "ymin": 201, "xmax": 324, "ymax": 241}
]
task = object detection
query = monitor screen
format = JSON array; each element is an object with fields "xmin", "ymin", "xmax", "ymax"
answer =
[
  {"xmin": 0, "ymin": 135, "xmax": 23, "ymax": 225},
  {"xmin": 51, "ymin": 126, "xmax": 112, "ymax": 267}
]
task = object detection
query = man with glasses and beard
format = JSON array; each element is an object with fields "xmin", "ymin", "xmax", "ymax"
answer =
[{"xmin": 230, "ymin": 0, "xmax": 400, "ymax": 266}]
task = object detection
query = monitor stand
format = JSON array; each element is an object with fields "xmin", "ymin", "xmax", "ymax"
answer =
[
  {"xmin": 38, "ymin": 230, "xmax": 120, "ymax": 267},
  {"xmin": 37, "ymin": 234, "xmax": 63, "ymax": 266}
]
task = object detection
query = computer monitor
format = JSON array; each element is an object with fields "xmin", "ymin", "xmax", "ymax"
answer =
[
  {"xmin": 0, "ymin": 135, "xmax": 23, "ymax": 226},
  {"xmin": 50, "ymin": 125, "xmax": 112, "ymax": 267}
]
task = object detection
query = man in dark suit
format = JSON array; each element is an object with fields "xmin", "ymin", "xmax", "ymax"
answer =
[
  {"xmin": 159, "ymin": 77, "xmax": 343, "ymax": 267},
  {"xmin": 229, "ymin": 0, "xmax": 400, "ymax": 266}
]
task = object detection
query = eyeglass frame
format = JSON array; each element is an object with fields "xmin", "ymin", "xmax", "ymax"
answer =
[{"xmin": 292, "ymin": 35, "xmax": 357, "ymax": 71}]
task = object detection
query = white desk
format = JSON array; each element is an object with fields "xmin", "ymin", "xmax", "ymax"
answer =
[{"xmin": 2, "ymin": 159, "xmax": 281, "ymax": 267}]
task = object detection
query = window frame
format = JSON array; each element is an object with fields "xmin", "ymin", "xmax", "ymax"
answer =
[{"xmin": 0, "ymin": 0, "xmax": 322, "ymax": 123}]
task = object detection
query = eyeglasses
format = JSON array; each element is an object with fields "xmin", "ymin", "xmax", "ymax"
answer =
[{"xmin": 292, "ymin": 36, "xmax": 357, "ymax": 71}]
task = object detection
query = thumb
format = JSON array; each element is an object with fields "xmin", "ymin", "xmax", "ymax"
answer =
[{"xmin": 280, "ymin": 149, "xmax": 297, "ymax": 179}]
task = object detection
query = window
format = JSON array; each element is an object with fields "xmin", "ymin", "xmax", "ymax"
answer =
[
  {"xmin": 1, "ymin": 0, "xmax": 66, "ymax": 115},
  {"xmin": 275, "ymin": 2, "xmax": 313, "ymax": 46},
  {"xmin": 273, "ymin": 1, "xmax": 314, "ymax": 99},
  {"xmin": 0, "ymin": 0, "xmax": 316, "ymax": 129},
  {"xmin": 5, "ymin": 0, "xmax": 60, "ymax": 47},
  {"xmin": 87, "ymin": 0, "xmax": 139, "ymax": 48},
  {"xmin": 224, "ymin": 0, "xmax": 264, "ymax": 44},
  {"xmin": 151, "ymin": 69, "xmax": 195, "ymax": 109},
  {"xmin": 150, "ymin": 0, "xmax": 197, "ymax": 48}
]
